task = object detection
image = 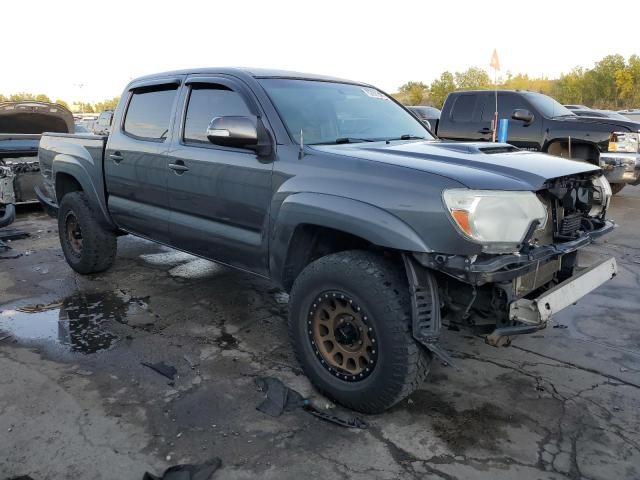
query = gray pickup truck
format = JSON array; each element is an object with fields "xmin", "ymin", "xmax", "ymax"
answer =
[{"xmin": 38, "ymin": 68, "xmax": 617, "ymax": 413}]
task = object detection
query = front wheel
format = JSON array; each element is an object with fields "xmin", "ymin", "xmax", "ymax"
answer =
[
  {"xmin": 288, "ymin": 250, "xmax": 432, "ymax": 414},
  {"xmin": 58, "ymin": 191, "xmax": 117, "ymax": 274}
]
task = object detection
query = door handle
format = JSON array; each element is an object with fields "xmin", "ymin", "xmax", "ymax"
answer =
[
  {"xmin": 109, "ymin": 152, "xmax": 124, "ymax": 163},
  {"xmin": 478, "ymin": 128, "xmax": 493, "ymax": 134},
  {"xmin": 168, "ymin": 160, "xmax": 189, "ymax": 173}
]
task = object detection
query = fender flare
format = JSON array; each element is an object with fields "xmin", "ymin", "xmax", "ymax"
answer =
[
  {"xmin": 269, "ymin": 192, "xmax": 431, "ymax": 283},
  {"xmin": 53, "ymin": 154, "xmax": 115, "ymax": 229}
]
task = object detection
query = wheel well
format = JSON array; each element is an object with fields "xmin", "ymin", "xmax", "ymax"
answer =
[
  {"xmin": 281, "ymin": 224, "xmax": 373, "ymax": 291},
  {"xmin": 55, "ymin": 173, "xmax": 83, "ymax": 203},
  {"xmin": 545, "ymin": 140, "xmax": 599, "ymax": 165}
]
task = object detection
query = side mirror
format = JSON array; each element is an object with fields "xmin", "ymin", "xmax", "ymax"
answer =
[
  {"xmin": 207, "ymin": 116, "xmax": 258, "ymax": 148},
  {"xmin": 206, "ymin": 116, "xmax": 272, "ymax": 156},
  {"xmin": 512, "ymin": 109, "xmax": 534, "ymax": 124}
]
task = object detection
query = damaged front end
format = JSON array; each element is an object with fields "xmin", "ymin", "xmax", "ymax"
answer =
[{"xmin": 407, "ymin": 173, "xmax": 617, "ymax": 349}]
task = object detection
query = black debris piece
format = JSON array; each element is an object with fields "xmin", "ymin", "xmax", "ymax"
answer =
[
  {"xmin": 255, "ymin": 376, "xmax": 306, "ymax": 416},
  {"xmin": 4, "ymin": 476, "xmax": 36, "ymax": 480},
  {"xmin": 143, "ymin": 458, "xmax": 222, "ymax": 480},
  {"xmin": 141, "ymin": 361, "xmax": 177, "ymax": 381},
  {"xmin": 255, "ymin": 376, "xmax": 368, "ymax": 429},
  {"xmin": 0, "ymin": 228, "xmax": 29, "ymax": 241},
  {"xmin": 553, "ymin": 324, "xmax": 568, "ymax": 329}
]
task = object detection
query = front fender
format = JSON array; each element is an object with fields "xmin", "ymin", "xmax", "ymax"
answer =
[
  {"xmin": 53, "ymin": 154, "xmax": 115, "ymax": 229},
  {"xmin": 269, "ymin": 192, "xmax": 431, "ymax": 283}
]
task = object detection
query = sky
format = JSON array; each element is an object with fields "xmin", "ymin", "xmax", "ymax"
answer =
[{"xmin": 3, "ymin": 0, "xmax": 639, "ymax": 103}]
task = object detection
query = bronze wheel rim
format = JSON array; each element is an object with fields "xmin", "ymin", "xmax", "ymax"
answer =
[
  {"xmin": 308, "ymin": 291, "xmax": 378, "ymax": 382},
  {"xmin": 65, "ymin": 212, "xmax": 83, "ymax": 256}
]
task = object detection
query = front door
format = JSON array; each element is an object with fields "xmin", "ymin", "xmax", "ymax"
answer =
[{"xmin": 166, "ymin": 76, "xmax": 273, "ymax": 274}]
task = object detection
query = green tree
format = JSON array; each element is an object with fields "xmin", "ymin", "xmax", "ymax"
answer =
[
  {"xmin": 398, "ymin": 81, "xmax": 429, "ymax": 105},
  {"xmin": 553, "ymin": 67, "xmax": 585, "ymax": 105},
  {"xmin": 454, "ymin": 67, "xmax": 491, "ymax": 91},
  {"xmin": 55, "ymin": 99, "xmax": 70, "ymax": 110},
  {"xmin": 94, "ymin": 96, "xmax": 120, "ymax": 112},
  {"xmin": 429, "ymin": 71, "xmax": 456, "ymax": 108},
  {"xmin": 0, "ymin": 94, "xmax": 6, "ymax": 102}
]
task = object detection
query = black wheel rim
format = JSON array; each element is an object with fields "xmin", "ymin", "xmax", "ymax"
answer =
[
  {"xmin": 65, "ymin": 211, "xmax": 83, "ymax": 256},
  {"xmin": 307, "ymin": 291, "xmax": 378, "ymax": 382}
]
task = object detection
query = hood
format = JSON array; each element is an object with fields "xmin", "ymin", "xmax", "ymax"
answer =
[
  {"xmin": 554, "ymin": 114, "xmax": 640, "ymax": 132},
  {"xmin": 0, "ymin": 102, "xmax": 74, "ymax": 134},
  {"xmin": 311, "ymin": 141, "xmax": 601, "ymax": 191}
]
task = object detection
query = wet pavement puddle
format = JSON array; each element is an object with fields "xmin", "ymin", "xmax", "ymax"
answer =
[{"xmin": 0, "ymin": 291, "xmax": 150, "ymax": 354}]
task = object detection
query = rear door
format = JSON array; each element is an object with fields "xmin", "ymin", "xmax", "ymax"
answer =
[
  {"xmin": 165, "ymin": 75, "xmax": 274, "ymax": 274},
  {"xmin": 438, "ymin": 93, "xmax": 487, "ymax": 141},
  {"xmin": 104, "ymin": 78, "xmax": 182, "ymax": 243}
]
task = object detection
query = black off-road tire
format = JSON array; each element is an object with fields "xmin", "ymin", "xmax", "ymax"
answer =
[
  {"xmin": 58, "ymin": 191, "xmax": 117, "ymax": 274},
  {"xmin": 610, "ymin": 183, "xmax": 625, "ymax": 195},
  {"xmin": 288, "ymin": 250, "xmax": 432, "ymax": 414}
]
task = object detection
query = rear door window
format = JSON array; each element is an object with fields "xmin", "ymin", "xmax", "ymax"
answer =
[
  {"xmin": 123, "ymin": 86, "xmax": 178, "ymax": 140},
  {"xmin": 450, "ymin": 94, "xmax": 477, "ymax": 122},
  {"xmin": 183, "ymin": 84, "xmax": 252, "ymax": 145}
]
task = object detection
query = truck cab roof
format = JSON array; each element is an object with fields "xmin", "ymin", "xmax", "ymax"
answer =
[{"xmin": 127, "ymin": 68, "xmax": 371, "ymax": 89}]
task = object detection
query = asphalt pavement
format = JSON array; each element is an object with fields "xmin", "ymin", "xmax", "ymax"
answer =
[{"xmin": 1, "ymin": 187, "xmax": 639, "ymax": 480}]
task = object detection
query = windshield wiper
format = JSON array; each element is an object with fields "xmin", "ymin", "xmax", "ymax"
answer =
[
  {"xmin": 334, "ymin": 137, "xmax": 376, "ymax": 144},
  {"xmin": 386, "ymin": 134, "xmax": 426, "ymax": 141}
]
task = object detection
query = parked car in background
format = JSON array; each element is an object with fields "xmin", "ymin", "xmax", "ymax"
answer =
[
  {"xmin": 435, "ymin": 90, "xmax": 640, "ymax": 194},
  {"xmin": 0, "ymin": 101, "xmax": 74, "ymax": 226},
  {"xmin": 38, "ymin": 68, "xmax": 616, "ymax": 413},
  {"xmin": 92, "ymin": 110, "xmax": 113, "ymax": 135},
  {"xmin": 571, "ymin": 109, "xmax": 631, "ymax": 121},
  {"xmin": 407, "ymin": 105, "xmax": 440, "ymax": 131},
  {"xmin": 619, "ymin": 109, "xmax": 640, "ymax": 122},
  {"xmin": 74, "ymin": 123, "xmax": 91, "ymax": 133}
]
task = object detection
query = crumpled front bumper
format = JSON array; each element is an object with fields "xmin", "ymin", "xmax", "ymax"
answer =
[
  {"xmin": 599, "ymin": 152, "xmax": 640, "ymax": 185},
  {"xmin": 509, "ymin": 256, "xmax": 617, "ymax": 325},
  {"xmin": 413, "ymin": 220, "xmax": 615, "ymax": 285}
]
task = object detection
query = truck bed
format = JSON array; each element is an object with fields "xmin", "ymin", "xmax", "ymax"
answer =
[{"xmin": 37, "ymin": 133, "xmax": 107, "ymax": 210}]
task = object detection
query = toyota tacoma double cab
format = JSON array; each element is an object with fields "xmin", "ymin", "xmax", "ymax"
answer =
[
  {"xmin": 38, "ymin": 69, "xmax": 617, "ymax": 413},
  {"xmin": 435, "ymin": 90, "xmax": 640, "ymax": 194}
]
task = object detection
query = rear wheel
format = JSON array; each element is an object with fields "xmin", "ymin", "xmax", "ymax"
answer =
[
  {"xmin": 288, "ymin": 250, "xmax": 431, "ymax": 413},
  {"xmin": 58, "ymin": 191, "xmax": 117, "ymax": 274}
]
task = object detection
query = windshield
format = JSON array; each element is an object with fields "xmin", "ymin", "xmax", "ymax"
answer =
[
  {"xmin": 259, "ymin": 79, "xmax": 432, "ymax": 145},
  {"xmin": 523, "ymin": 92, "xmax": 574, "ymax": 118}
]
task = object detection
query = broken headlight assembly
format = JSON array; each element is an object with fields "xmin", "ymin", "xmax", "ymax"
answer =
[
  {"xmin": 589, "ymin": 175, "xmax": 612, "ymax": 217},
  {"xmin": 442, "ymin": 189, "xmax": 547, "ymax": 254},
  {"xmin": 608, "ymin": 131, "xmax": 639, "ymax": 153}
]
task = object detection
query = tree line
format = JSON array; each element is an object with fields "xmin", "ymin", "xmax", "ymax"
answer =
[
  {"xmin": 394, "ymin": 54, "xmax": 640, "ymax": 110},
  {"xmin": 0, "ymin": 93, "xmax": 120, "ymax": 114}
]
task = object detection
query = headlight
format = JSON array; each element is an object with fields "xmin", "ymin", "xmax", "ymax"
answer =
[
  {"xmin": 443, "ymin": 189, "xmax": 548, "ymax": 254},
  {"xmin": 608, "ymin": 131, "xmax": 639, "ymax": 153}
]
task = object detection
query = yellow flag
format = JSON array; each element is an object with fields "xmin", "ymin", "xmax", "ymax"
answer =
[{"xmin": 490, "ymin": 49, "xmax": 500, "ymax": 71}]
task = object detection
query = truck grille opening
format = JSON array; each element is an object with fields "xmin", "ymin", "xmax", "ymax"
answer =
[
  {"xmin": 558, "ymin": 213, "xmax": 582, "ymax": 237},
  {"xmin": 541, "ymin": 175, "xmax": 608, "ymax": 242}
]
